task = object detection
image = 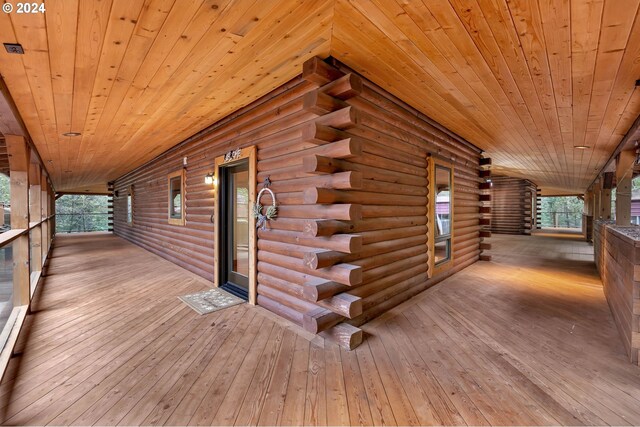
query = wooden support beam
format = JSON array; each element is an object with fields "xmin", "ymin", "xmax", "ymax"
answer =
[
  {"xmin": 600, "ymin": 187, "xmax": 612, "ymax": 220},
  {"xmin": 616, "ymin": 149, "xmax": 635, "ymax": 226},
  {"xmin": 29, "ymin": 165, "xmax": 41, "ymax": 218},
  {"xmin": 6, "ymin": 134, "xmax": 30, "ymax": 173},
  {"xmin": 302, "ymin": 57, "xmax": 344, "ymax": 86},
  {"xmin": 593, "ymin": 179, "xmax": 602, "ymax": 220},
  {"xmin": 603, "ymin": 172, "xmax": 614, "ymax": 189},
  {"xmin": 583, "ymin": 190, "xmax": 594, "ymax": 217},
  {"xmin": 0, "ymin": 77, "xmax": 27, "ymax": 136},
  {"xmin": 29, "ymin": 164, "xmax": 42, "ymax": 272},
  {"xmin": 6, "ymin": 135, "xmax": 30, "ymax": 307},
  {"xmin": 41, "ymin": 174, "xmax": 49, "ymax": 262}
]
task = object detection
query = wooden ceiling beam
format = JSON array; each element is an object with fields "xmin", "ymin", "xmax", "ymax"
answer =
[
  {"xmin": 0, "ymin": 77, "xmax": 26, "ymax": 137},
  {"xmin": 5, "ymin": 135, "xmax": 30, "ymax": 172},
  {"xmin": 589, "ymin": 111, "xmax": 640, "ymax": 191}
]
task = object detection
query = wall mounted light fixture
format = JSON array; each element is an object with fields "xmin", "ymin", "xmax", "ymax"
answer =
[{"xmin": 204, "ymin": 172, "xmax": 215, "ymax": 186}]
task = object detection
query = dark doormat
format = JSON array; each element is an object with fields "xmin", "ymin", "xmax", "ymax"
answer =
[{"xmin": 178, "ymin": 287, "xmax": 244, "ymax": 315}]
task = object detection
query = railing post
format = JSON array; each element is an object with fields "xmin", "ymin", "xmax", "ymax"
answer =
[
  {"xmin": 41, "ymin": 174, "xmax": 48, "ymax": 263},
  {"xmin": 616, "ymin": 150, "xmax": 635, "ymax": 226},
  {"xmin": 49, "ymin": 184, "xmax": 55, "ymax": 241},
  {"xmin": 593, "ymin": 178, "xmax": 602, "ymax": 219},
  {"xmin": 5, "ymin": 135, "xmax": 30, "ymax": 307},
  {"xmin": 29, "ymin": 164, "xmax": 42, "ymax": 276}
]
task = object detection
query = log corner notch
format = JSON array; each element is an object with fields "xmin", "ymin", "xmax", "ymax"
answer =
[
  {"xmin": 299, "ymin": 57, "xmax": 364, "ymax": 350},
  {"xmin": 479, "ymin": 157, "xmax": 492, "ymax": 261}
]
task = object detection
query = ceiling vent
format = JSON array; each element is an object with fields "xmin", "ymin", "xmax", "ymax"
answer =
[{"xmin": 3, "ymin": 43, "xmax": 24, "ymax": 54}]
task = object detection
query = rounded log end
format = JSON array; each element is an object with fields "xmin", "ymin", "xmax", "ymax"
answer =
[
  {"xmin": 303, "ymin": 252, "xmax": 319, "ymax": 270},
  {"xmin": 303, "ymin": 187, "xmax": 319, "ymax": 204},
  {"xmin": 303, "ymin": 220, "xmax": 319, "ymax": 237},
  {"xmin": 302, "ymin": 155, "xmax": 319, "ymax": 173}
]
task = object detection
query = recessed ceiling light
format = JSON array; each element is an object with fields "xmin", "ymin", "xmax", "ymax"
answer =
[
  {"xmin": 62, "ymin": 132, "xmax": 81, "ymax": 137},
  {"xmin": 574, "ymin": 145, "xmax": 590, "ymax": 149}
]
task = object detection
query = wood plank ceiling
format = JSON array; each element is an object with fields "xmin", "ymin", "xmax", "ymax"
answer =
[{"xmin": 0, "ymin": 0, "xmax": 639, "ymax": 193}]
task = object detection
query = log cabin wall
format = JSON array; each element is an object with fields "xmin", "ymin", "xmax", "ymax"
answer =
[
  {"xmin": 593, "ymin": 220, "xmax": 640, "ymax": 364},
  {"xmin": 113, "ymin": 57, "xmax": 483, "ymax": 348},
  {"xmin": 490, "ymin": 176, "xmax": 537, "ymax": 235}
]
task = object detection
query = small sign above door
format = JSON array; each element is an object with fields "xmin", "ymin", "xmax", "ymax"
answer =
[{"xmin": 223, "ymin": 148, "xmax": 242, "ymax": 163}]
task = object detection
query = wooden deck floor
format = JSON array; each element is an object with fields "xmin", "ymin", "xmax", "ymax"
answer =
[{"xmin": 0, "ymin": 232, "xmax": 639, "ymax": 425}]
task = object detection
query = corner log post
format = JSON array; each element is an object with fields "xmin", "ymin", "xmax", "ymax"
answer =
[
  {"xmin": 296, "ymin": 56, "xmax": 366, "ymax": 349},
  {"xmin": 479, "ymin": 157, "xmax": 492, "ymax": 261}
]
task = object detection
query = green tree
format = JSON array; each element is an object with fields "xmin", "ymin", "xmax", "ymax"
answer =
[
  {"xmin": 540, "ymin": 196, "xmax": 583, "ymax": 228},
  {"xmin": 55, "ymin": 195, "xmax": 109, "ymax": 233},
  {"xmin": 0, "ymin": 174, "xmax": 9, "ymax": 205}
]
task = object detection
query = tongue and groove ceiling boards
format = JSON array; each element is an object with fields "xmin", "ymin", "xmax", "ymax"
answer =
[{"xmin": 0, "ymin": 0, "xmax": 639, "ymax": 193}]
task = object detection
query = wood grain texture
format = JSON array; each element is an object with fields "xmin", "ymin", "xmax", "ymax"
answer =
[
  {"xmin": 1, "ymin": 231, "xmax": 640, "ymax": 425},
  {"xmin": 594, "ymin": 221, "xmax": 640, "ymax": 364},
  {"xmin": 1, "ymin": 1, "xmax": 639, "ymax": 194},
  {"xmin": 113, "ymin": 58, "xmax": 483, "ymax": 344}
]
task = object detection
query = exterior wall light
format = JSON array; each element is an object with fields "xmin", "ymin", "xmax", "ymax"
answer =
[{"xmin": 204, "ymin": 172, "xmax": 215, "ymax": 186}]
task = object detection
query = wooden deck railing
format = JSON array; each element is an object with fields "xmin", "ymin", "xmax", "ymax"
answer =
[
  {"xmin": 0, "ymin": 213, "xmax": 55, "ymax": 379},
  {"xmin": 0, "ymin": 214, "xmax": 55, "ymax": 378}
]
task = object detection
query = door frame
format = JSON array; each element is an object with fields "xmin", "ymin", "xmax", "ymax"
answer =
[{"xmin": 214, "ymin": 146, "xmax": 257, "ymax": 304}]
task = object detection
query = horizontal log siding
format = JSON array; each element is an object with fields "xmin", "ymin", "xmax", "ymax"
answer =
[
  {"xmin": 114, "ymin": 58, "xmax": 482, "ymax": 337},
  {"xmin": 593, "ymin": 221, "xmax": 640, "ymax": 364},
  {"xmin": 333, "ymin": 62, "xmax": 483, "ymax": 326},
  {"xmin": 114, "ymin": 77, "xmax": 316, "ymax": 283},
  {"xmin": 490, "ymin": 176, "xmax": 536, "ymax": 235}
]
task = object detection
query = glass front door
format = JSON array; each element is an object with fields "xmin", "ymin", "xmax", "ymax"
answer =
[{"xmin": 219, "ymin": 160, "xmax": 250, "ymax": 299}]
